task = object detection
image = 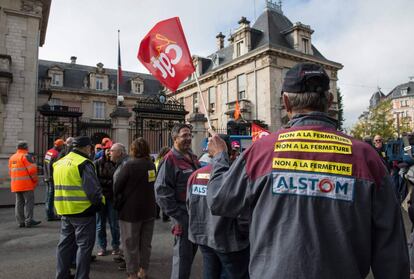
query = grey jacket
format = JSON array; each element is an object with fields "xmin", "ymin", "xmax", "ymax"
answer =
[
  {"xmin": 187, "ymin": 164, "xmax": 249, "ymax": 253},
  {"xmin": 155, "ymin": 147, "xmax": 200, "ymax": 224},
  {"xmin": 207, "ymin": 113, "xmax": 409, "ymax": 279}
]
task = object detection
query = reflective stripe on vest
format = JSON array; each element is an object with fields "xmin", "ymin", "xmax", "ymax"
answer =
[
  {"xmin": 9, "ymin": 151, "xmax": 37, "ymax": 192},
  {"xmin": 53, "ymin": 152, "xmax": 92, "ymax": 215}
]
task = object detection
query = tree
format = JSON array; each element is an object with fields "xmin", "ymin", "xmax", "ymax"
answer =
[
  {"xmin": 337, "ymin": 87, "xmax": 345, "ymax": 131},
  {"xmin": 351, "ymin": 99, "xmax": 396, "ymax": 140}
]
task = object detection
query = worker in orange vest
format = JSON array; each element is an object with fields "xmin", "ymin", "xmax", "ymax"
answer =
[{"xmin": 8, "ymin": 141, "xmax": 41, "ymax": 228}]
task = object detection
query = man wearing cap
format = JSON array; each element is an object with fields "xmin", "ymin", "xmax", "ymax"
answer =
[
  {"xmin": 8, "ymin": 141, "xmax": 41, "ymax": 228},
  {"xmin": 187, "ymin": 134, "xmax": 249, "ymax": 279},
  {"xmin": 155, "ymin": 123, "xmax": 200, "ymax": 279},
  {"xmin": 43, "ymin": 139, "xmax": 65, "ymax": 221},
  {"xmin": 53, "ymin": 136, "xmax": 105, "ymax": 279},
  {"xmin": 94, "ymin": 140, "xmax": 120, "ymax": 256},
  {"xmin": 207, "ymin": 62, "xmax": 409, "ymax": 278}
]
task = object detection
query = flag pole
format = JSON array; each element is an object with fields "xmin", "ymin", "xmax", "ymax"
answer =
[
  {"xmin": 194, "ymin": 73, "xmax": 213, "ymax": 131},
  {"xmin": 117, "ymin": 30, "xmax": 120, "ymax": 105}
]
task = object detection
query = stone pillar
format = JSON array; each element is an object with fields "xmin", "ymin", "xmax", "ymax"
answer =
[
  {"xmin": 110, "ymin": 106, "xmax": 132, "ymax": 148},
  {"xmin": 188, "ymin": 113, "xmax": 207, "ymax": 157}
]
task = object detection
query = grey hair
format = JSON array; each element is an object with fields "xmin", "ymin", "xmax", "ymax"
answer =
[
  {"xmin": 284, "ymin": 91, "xmax": 330, "ymax": 112},
  {"xmin": 65, "ymin": 137, "xmax": 74, "ymax": 146},
  {"xmin": 171, "ymin": 123, "xmax": 192, "ymax": 140},
  {"xmin": 112, "ymin": 143, "xmax": 126, "ymax": 155}
]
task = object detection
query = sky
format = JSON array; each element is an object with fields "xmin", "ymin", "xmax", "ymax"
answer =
[{"xmin": 39, "ymin": 0, "xmax": 414, "ymax": 129}]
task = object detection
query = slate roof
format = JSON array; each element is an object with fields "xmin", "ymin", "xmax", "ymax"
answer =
[
  {"xmin": 369, "ymin": 89, "xmax": 386, "ymax": 108},
  {"xmin": 195, "ymin": 7, "xmax": 334, "ymax": 77},
  {"xmin": 38, "ymin": 60, "xmax": 162, "ymax": 95},
  {"xmin": 387, "ymin": 81, "xmax": 414, "ymax": 99}
]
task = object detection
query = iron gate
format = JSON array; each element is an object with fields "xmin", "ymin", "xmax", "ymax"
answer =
[
  {"xmin": 132, "ymin": 94, "xmax": 188, "ymax": 155},
  {"xmin": 35, "ymin": 105, "xmax": 82, "ymax": 169}
]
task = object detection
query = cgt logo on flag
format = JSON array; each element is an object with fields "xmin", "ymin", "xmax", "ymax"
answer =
[{"xmin": 137, "ymin": 17, "xmax": 195, "ymax": 92}]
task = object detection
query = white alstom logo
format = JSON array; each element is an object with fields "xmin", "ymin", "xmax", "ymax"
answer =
[
  {"xmin": 192, "ymin": 184, "xmax": 207, "ymax": 196},
  {"xmin": 272, "ymin": 172, "xmax": 355, "ymax": 202}
]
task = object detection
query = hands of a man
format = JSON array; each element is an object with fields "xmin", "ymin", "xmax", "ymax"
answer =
[{"xmin": 207, "ymin": 133, "xmax": 228, "ymax": 157}]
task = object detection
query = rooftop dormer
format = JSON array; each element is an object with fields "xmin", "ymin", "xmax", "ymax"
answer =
[
  {"xmin": 48, "ymin": 65, "xmax": 64, "ymax": 87},
  {"xmin": 282, "ymin": 22, "xmax": 314, "ymax": 55},
  {"xmin": 229, "ymin": 16, "xmax": 253, "ymax": 59}
]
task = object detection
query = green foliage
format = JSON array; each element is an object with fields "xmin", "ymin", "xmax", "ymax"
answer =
[
  {"xmin": 337, "ymin": 88, "xmax": 345, "ymax": 131},
  {"xmin": 351, "ymin": 99, "xmax": 396, "ymax": 140}
]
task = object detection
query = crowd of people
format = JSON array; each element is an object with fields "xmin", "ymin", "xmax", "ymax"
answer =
[{"xmin": 7, "ymin": 62, "xmax": 414, "ymax": 279}]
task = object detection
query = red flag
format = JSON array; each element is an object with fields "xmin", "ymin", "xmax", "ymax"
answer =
[
  {"xmin": 137, "ymin": 17, "xmax": 195, "ymax": 92},
  {"xmin": 252, "ymin": 123, "xmax": 270, "ymax": 142},
  {"xmin": 117, "ymin": 30, "xmax": 123, "ymax": 84},
  {"xmin": 234, "ymin": 99, "xmax": 241, "ymax": 120}
]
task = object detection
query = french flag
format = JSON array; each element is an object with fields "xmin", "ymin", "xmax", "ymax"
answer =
[{"xmin": 117, "ymin": 30, "xmax": 123, "ymax": 85}]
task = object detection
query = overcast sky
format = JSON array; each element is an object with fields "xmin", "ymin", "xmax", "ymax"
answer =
[{"xmin": 39, "ymin": 0, "xmax": 414, "ymax": 129}]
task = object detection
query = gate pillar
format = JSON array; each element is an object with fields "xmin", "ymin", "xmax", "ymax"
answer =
[
  {"xmin": 188, "ymin": 113, "xmax": 207, "ymax": 157},
  {"xmin": 110, "ymin": 106, "xmax": 132, "ymax": 148}
]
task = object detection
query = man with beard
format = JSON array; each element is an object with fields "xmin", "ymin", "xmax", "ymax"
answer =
[{"xmin": 155, "ymin": 123, "xmax": 200, "ymax": 279}]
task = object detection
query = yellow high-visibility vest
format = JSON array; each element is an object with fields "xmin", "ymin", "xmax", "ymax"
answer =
[{"xmin": 53, "ymin": 152, "xmax": 93, "ymax": 215}]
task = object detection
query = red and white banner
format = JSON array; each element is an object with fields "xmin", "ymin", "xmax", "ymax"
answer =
[
  {"xmin": 252, "ymin": 123, "xmax": 270, "ymax": 142},
  {"xmin": 137, "ymin": 17, "xmax": 195, "ymax": 92}
]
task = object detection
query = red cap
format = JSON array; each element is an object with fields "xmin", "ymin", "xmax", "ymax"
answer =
[
  {"xmin": 54, "ymin": 139, "xmax": 65, "ymax": 147},
  {"xmin": 102, "ymin": 140, "xmax": 113, "ymax": 149}
]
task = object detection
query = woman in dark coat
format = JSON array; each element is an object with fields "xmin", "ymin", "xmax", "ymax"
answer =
[{"xmin": 113, "ymin": 137, "xmax": 157, "ymax": 279}]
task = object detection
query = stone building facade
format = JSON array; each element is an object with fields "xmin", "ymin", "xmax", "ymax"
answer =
[
  {"xmin": 387, "ymin": 80, "xmax": 414, "ymax": 132},
  {"xmin": 0, "ymin": 0, "xmax": 51, "ymax": 182},
  {"xmin": 170, "ymin": 1, "xmax": 343, "ymax": 133},
  {"xmin": 36, "ymin": 58, "xmax": 163, "ymax": 160}
]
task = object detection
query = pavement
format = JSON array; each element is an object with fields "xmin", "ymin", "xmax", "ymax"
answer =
[
  {"xmin": 0, "ymin": 199, "xmax": 410, "ymax": 279},
  {"xmin": 0, "ymin": 205, "xmax": 203, "ymax": 279}
]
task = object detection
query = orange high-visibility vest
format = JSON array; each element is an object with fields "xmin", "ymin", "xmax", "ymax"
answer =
[{"xmin": 8, "ymin": 149, "xmax": 38, "ymax": 192}]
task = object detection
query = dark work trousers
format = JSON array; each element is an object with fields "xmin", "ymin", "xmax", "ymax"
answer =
[
  {"xmin": 45, "ymin": 181, "xmax": 56, "ymax": 219},
  {"xmin": 15, "ymin": 190, "xmax": 34, "ymax": 225},
  {"xmin": 56, "ymin": 215, "xmax": 96, "ymax": 279},
  {"xmin": 171, "ymin": 217, "xmax": 198, "ymax": 279},
  {"xmin": 119, "ymin": 219, "xmax": 155, "ymax": 274},
  {"xmin": 199, "ymin": 245, "xmax": 250, "ymax": 279}
]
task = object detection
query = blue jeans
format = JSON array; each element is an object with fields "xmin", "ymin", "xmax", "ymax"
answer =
[
  {"xmin": 199, "ymin": 245, "xmax": 250, "ymax": 279},
  {"xmin": 96, "ymin": 199, "xmax": 120, "ymax": 251},
  {"xmin": 45, "ymin": 182, "xmax": 56, "ymax": 219}
]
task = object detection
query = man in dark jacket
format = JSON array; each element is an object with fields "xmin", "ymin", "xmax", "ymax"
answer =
[
  {"xmin": 94, "ymin": 142, "xmax": 119, "ymax": 256},
  {"xmin": 187, "ymin": 134, "xmax": 249, "ymax": 279},
  {"xmin": 207, "ymin": 63, "xmax": 409, "ymax": 279},
  {"xmin": 155, "ymin": 123, "xmax": 200, "ymax": 279}
]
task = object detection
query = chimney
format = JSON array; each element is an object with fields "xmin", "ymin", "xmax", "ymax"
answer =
[
  {"xmin": 216, "ymin": 32, "xmax": 225, "ymax": 50},
  {"xmin": 70, "ymin": 56, "xmax": 77, "ymax": 64}
]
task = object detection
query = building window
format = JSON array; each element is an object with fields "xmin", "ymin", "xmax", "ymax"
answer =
[
  {"xmin": 132, "ymin": 80, "xmax": 144, "ymax": 94},
  {"xmin": 179, "ymin": 97, "xmax": 184, "ymax": 105},
  {"xmin": 96, "ymin": 77, "xmax": 104, "ymax": 90},
  {"xmin": 93, "ymin": 101, "xmax": 105, "ymax": 119},
  {"xmin": 236, "ymin": 41, "xmax": 243, "ymax": 57},
  {"xmin": 51, "ymin": 73, "xmax": 62, "ymax": 86},
  {"xmin": 48, "ymin": 98, "xmax": 62, "ymax": 107},
  {"xmin": 302, "ymin": 38, "xmax": 309, "ymax": 54},
  {"xmin": 208, "ymin": 87, "xmax": 216, "ymax": 112},
  {"xmin": 401, "ymin": 88, "xmax": 408, "ymax": 96},
  {"xmin": 193, "ymin": 93, "xmax": 199, "ymax": 113},
  {"xmin": 237, "ymin": 74, "xmax": 246, "ymax": 100},
  {"xmin": 401, "ymin": 100, "xmax": 409, "ymax": 107}
]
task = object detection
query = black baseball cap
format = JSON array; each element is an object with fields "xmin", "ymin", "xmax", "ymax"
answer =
[
  {"xmin": 282, "ymin": 63, "xmax": 330, "ymax": 94},
  {"xmin": 72, "ymin": 136, "xmax": 92, "ymax": 147}
]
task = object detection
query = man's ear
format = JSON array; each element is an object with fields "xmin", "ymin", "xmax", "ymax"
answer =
[{"xmin": 282, "ymin": 93, "xmax": 291, "ymax": 113}]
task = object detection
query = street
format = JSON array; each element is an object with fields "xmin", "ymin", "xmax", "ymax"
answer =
[
  {"xmin": 0, "ymin": 205, "xmax": 203, "ymax": 279},
  {"xmin": 0, "ymin": 202, "xmax": 410, "ymax": 279}
]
